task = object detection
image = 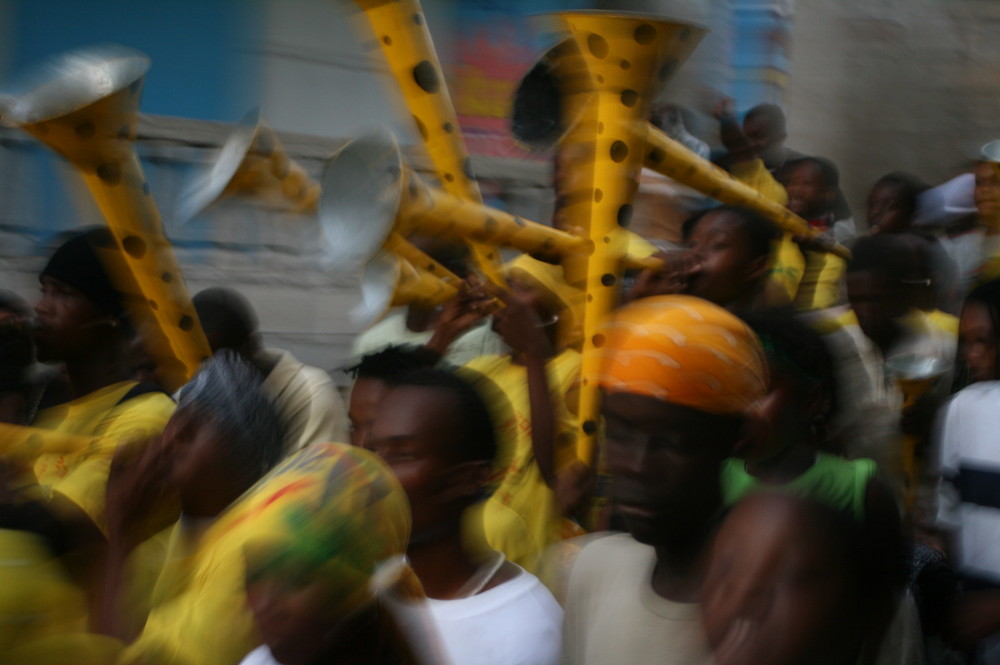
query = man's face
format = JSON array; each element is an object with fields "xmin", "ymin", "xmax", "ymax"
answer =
[
  {"xmin": 33, "ymin": 274, "xmax": 110, "ymax": 363},
  {"xmin": 846, "ymin": 271, "xmax": 908, "ymax": 349},
  {"xmin": 781, "ymin": 163, "xmax": 832, "ymax": 219},
  {"xmin": 960, "ymin": 301, "xmax": 997, "ymax": 384},
  {"xmin": 349, "ymin": 377, "xmax": 391, "ymax": 449},
  {"xmin": 743, "ymin": 115, "xmax": 784, "ymax": 166},
  {"xmin": 367, "ymin": 386, "xmax": 465, "ymax": 540},
  {"xmin": 866, "ymin": 182, "xmax": 910, "ymax": 234},
  {"xmin": 702, "ymin": 496, "xmax": 858, "ymax": 665},
  {"xmin": 603, "ymin": 392, "xmax": 740, "ymax": 546},
  {"xmin": 685, "ymin": 211, "xmax": 761, "ymax": 306}
]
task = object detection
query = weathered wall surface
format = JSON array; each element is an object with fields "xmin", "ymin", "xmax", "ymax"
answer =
[{"xmin": 784, "ymin": 0, "xmax": 1000, "ymax": 219}]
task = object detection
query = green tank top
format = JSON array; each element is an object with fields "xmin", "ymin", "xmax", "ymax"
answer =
[{"xmin": 721, "ymin": 452, "xmax": 878, "ymax": 520}]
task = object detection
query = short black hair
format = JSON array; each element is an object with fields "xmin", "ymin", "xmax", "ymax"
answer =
[
  {"xmin": 686, "ymin": 205, "xmax": 781, "ymax": 261},
  {"xmin": 192, "ymin": 287, "xmax": 258, "ymax": 352},
  {"xmin": 846, "ymin": 234, "xmax": 919, "ymax": 281},
  {"xmin": 744, "ymin": 103, "xmax": 787, "ymax": 136},
  {"xmin": 342, "ymin": 344, "xmax": 440, "ymax": 383},
  {"xmin": 390, "ymin": 367, "xmax": 501, "ymax": 466},
  {"xmin": 871, "ymin": 171, "xmax": 929, "ymax": 221},
  {"xmin": 740, "ymin": 310, "xmax": 839, "ymax": 422},
  {"xmin": 779, "ymin": 156, "xmax": 840, "ymax": 189}
]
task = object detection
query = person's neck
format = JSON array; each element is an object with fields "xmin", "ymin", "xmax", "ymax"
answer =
[
  {"xmin": 64, "ymin": 344, "xmax": 130, "ymax": 399},
  {"xmin": 651, "ymin": 533, "xmax": 711, "ymax": 604},
  {"xmin": 746, "ymin": 436, "xmax": 818, "ymax": 484},
  {"xmin": 406, "ymin": 525, "xmax": 481, "ymax": 600}
]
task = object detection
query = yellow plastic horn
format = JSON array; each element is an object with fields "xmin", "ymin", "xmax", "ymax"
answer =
[
  {"xmin": 511, "ymin": 37, "xmax": 851, "ymax": 260},
  {"xmin": 352, "ymin": 251, "xmax": 458, "ymax": 329},
  {"xmin": 4, "ymin": 45, "xmax": 210, "ymax": 392},
  {"xmin": 179, "ymin": 110, "xmax": 321, "ymax": 222},
  {"xmin": 318, "ymin": 129, "xmax": 663, "ymax": 279},
  {"xmin": 547, "ymin": 13, "xmax": 709, "ymax": 466},
  {"xmin": 351, "ymin": 0, "xmax": 506, "ymax": 287}
]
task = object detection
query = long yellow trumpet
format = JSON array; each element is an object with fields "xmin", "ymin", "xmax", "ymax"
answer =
[
  {"xmin": 3, "ymin": 45, "xmax": 209, "ymax": 392},
  {"xmin": 545, "ymin": 13, "xmax": 710, "ymax": 465},
  {"xmin": 317, "ymin": 129, "xmax": 660, "ymax": 281},
  {"xmin": 351, "ymin": 0, "xmax": 506, "ymax": 286},
  {"xmin": 352, "ymin": 251, "xmax": 459, "ymax": 329},
  {"xmin": 179, "ymin": 110, "xmax": 320, "ymax": 222},
  {"xmin": 512, "ymin": 36, "xmax": 851, "ymax": 260}
]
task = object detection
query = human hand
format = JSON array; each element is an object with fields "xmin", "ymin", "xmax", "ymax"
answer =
[
  {"xmin": 106, "ymin": 435, "xmax": 179, "ymax": 547},
  {"xmin": 627, "ymin": 250, "xmax": 695, "ymax": 302},
  {"xmin": 425, "ymin": 279, "xmax": 495, "ymax": 356},
  {"xmin": 712, "ymin": 95, "xmax": 736, "ymax": 121},
  {"xmin": 484, "ymin": 282, "xmax": 554, "ymax": 360}
]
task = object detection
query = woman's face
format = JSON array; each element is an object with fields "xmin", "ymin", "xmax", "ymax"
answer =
[{"xmin": 960, "ymin": 301, "xmax": 997, "ymax": 384}]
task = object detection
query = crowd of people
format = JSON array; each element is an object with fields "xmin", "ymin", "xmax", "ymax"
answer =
[{"xmin": 2, "ymin": 98, "xmax": 1000, "ymax": 665}]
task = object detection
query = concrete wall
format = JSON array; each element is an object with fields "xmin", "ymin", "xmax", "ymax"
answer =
[{"xmin": 784, "ymin": 0, "xmax": 1000, "ymax": 221}]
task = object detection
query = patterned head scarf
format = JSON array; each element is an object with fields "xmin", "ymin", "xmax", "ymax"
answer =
[
  {"xmin": 241, "ymin": 443, "xmax": 418, "ymax": 615},
  {"xmin": 597, "ymin": 295, "xmax": 767, "ymax": 415}
]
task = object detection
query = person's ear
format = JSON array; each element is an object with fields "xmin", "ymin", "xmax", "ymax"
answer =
[{"xmin": 441, "ymin": 460, "xmax": 491, "ymax": 504}]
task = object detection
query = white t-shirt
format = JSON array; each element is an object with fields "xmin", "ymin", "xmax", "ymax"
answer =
[
  {"xmin": 426, "ymin": 566, "xmax": 562, "ymax": 665},
  {"xmin": 934, "ymin": 381, "xmax": 1000, "ymax": 584},
  {"xmin": 561, "ymin": 534, "xmax": 712, "ymax": 665},
  {"xmin": 237, "ymin": 645, "xmax": 278, "ymax": 665}
]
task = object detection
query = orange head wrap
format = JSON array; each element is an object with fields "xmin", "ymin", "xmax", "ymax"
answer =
[{"xmin": 597, "ymin": 295, "xmax": 767, "ymax": 415}]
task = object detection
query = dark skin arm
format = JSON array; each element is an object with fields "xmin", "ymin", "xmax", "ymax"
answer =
[
  {"xmin": 484, "ymin": 284, "xmax": 559, "ymax": 489},
  {"xmin": 424, "ymin": 281, "xmax": 495, "ymax": 357},
  {"xmin": 97, "ymin": 434, "xmax": 179, "ymax": 640}
]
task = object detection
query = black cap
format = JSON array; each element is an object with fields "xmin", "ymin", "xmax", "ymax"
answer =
[{"xmin": 41, "ymin": 228, "xmax": 125, "ymax": 317}]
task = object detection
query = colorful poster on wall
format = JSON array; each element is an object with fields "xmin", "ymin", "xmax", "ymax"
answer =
[{"xmin": 451, "ymin": 0, "xmax": 581, "ymax": 159}]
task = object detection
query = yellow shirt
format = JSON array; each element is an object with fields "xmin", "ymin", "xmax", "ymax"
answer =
[
  {"xmin": 32, "ymin": 381, "xmax": 175, "ymax": 531},
  {"xmin": 120, "ymin": 443, "xmax": 393, "ymax": 665},
  {"xmin": 466, "ymin": 351, "xmax": 580, "ymax": 572},
  {"xmin": 730, "ymin": 159, "xmax": 805, "ymax": 307}
]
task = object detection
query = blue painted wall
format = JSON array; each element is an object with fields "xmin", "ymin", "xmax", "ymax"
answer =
[{"xmin": 7, "ymin": 0, "xmax": 262, "ymax": 121}]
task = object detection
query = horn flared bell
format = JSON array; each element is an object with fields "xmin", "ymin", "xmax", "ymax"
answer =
[
  {"xmin": 352, "ymin": 251, "xmax": 458, "ymax": 329},
  {"xmin": 3, "ymin": 45, "xmax": 209, "ymax": 391},
  {"xmin": 179, "ymin": 110, "xmax": 320, "ymax": 223}
]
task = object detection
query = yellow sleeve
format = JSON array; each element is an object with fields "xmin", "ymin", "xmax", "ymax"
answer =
[
  {"xmin": 727, "ymin": 160, "xmax": 805, "ymax": 305},
  {"xmin": 795, "ymin": 253, "xmax": 847, "ymax": 311},
  {"xmin": 117, "ymin": 546, "xmax": 258, "ymax": 665},
  {"xmin": 53, "ymin": 393, "xmax": 175, "ymax": 532},
  {"xmin": 763, "ymin": 234, "xmax": 805, "ymax": 307},
  {"xmin": 729, "ymin": 159, "xmax": 787, "ymax": 205}
]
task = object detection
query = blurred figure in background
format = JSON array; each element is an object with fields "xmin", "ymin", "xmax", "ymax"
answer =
[
  {"xmin": 702, "ymin": 493, "xmax": 902, "ymax": 665},
  {"xmin": 193, "ymin": 287, "xmax": 348, "ymax": 453},
  {"xmin": 367, "ymin": 367, "xmax": 562, "ymax": 665},
  {"xmin": 722, "ymin": 311, "xmax": 899, "ymax": 527},
  {"xmin": 777, "ymin": 156, "xmax": 854, "ymax": 311},
  {"xmin": 560, "ymin": 296, "xmax": 766, "ymax": 665},
  {"xmin": 930, "ymin": 279, "xmax": 1000, "ymax": 663}
]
